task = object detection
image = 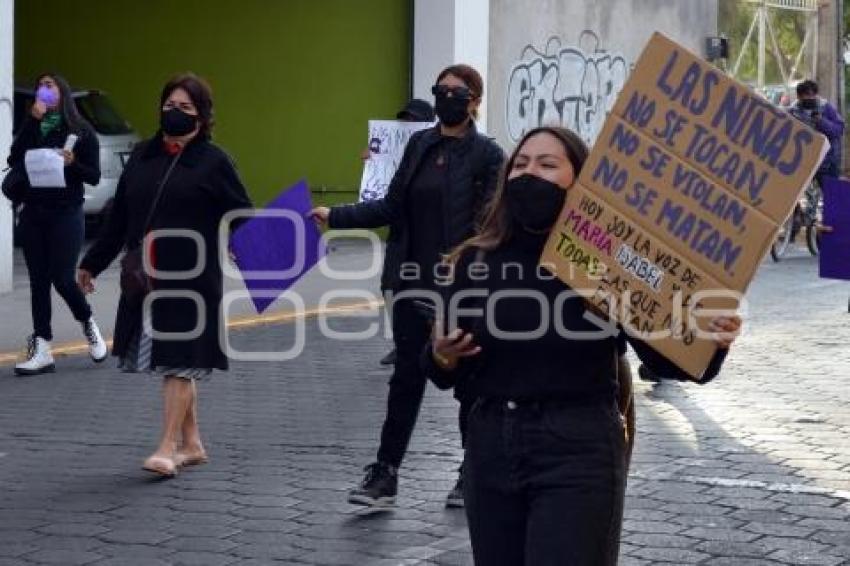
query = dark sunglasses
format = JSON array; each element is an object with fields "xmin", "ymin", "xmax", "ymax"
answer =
[{"xmin": 431, "ymin": 84, "xmax": 473, "ymax": 100}]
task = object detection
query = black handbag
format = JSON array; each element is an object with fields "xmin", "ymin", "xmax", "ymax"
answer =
[
  {"xmin": 120, "ymin": 153, "xmax": 181, "ymax": 306},
  {"xmin": 1, "ymin": 167, "xmax": 28, "ymax": 204}
]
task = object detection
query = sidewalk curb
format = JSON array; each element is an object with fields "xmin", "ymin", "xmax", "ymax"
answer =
[{"xmin": 0, "ymin": 299, "xmax": 384, "ymax": 367}]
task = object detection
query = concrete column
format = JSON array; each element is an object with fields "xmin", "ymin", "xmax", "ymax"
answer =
[
  {"xmin": 0, "ymin": 0, "xmax": 14, "ymax": 294},
  {"xmin": 817, "ymin": 0, "xmax": 840, "ymax": 106},
  {"xmin": 816, "ymin": 0, "xmax": 844, "ymax": 170},
  {"xmin": 413, "ymin": 0, "xmax": 491, "ymax": 131}
]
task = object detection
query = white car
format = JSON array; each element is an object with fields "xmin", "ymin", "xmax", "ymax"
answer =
[{"xmin": 12, "ymin": 87, "xmax": 140, "ymax": 229}]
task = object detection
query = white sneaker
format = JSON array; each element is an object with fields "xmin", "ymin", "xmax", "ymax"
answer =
[
  {"xmin": 82, "ymin": 318, "xmax": 108, "ymax": 363},
  {"xmin": 14, "ymin": 335, "xmax": 56, "ymax": 375}
]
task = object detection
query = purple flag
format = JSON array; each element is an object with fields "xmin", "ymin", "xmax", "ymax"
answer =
[
  {"xmin": 230, "ymin": 179, "xmax": 326, "ymax": 313},
  {"xmin": 819, "ymin": 177, "xmax": 850, "ymax": 281}
]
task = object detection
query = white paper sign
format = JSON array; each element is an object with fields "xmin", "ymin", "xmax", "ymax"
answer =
[
  {"xmin": 24, "ymin": 148, "xmax": 66, "ymax": 188},
  {"xmin": 358, "ymin": 120, "xmax": 433, "ymax": 202}
]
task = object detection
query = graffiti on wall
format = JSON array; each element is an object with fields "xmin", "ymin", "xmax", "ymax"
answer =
[{"xmin": 505, "ymin": 31, "xmax": 630, "ymax": 145}]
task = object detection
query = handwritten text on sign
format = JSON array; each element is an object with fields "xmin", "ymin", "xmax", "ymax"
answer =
[
  {"xmin": 541, "ymin": 33, "xmax": 827, "ymax": 379},
  {"xmin": 359, "ymin": 120, "xmax": 433, "ymax": 202}
]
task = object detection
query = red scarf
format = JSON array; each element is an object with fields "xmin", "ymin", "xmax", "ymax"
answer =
[{"xmin": 163, "ymin": 140, "xmax": 182, "ymax": 156}]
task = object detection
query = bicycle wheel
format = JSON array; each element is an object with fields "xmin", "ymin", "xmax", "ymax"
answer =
[
  {"xmin": 806, "ymin": 223, "xmax": 821, "ymax": 255},
  {"xmin": 805, "ymin": 183, "xmax": 823, "ymax": 256},
  {"xmin": 771, "ymin": 215, "xmax": 794, "ymax": 261}
]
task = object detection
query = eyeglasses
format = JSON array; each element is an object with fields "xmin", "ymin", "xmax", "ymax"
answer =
[{"xmin": 431, "ymin": 84, "xmax": 473, "ymax": 100}]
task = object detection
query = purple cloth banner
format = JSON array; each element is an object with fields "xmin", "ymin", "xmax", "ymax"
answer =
[
  {"xmin": 230, "ymin": 179, "xmax": 326, "ymax": 313},
  {"xmin": 819, "ymin": 177, "xmax": 850, "ymax": 281}
]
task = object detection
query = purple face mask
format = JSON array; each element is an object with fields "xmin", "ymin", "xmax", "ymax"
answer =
[{"xmin": 36, "ymin": 85, "xmax": 59, "ymax": 107}]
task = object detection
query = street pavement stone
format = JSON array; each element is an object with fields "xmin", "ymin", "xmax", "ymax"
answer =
[{"xmin": 1, "ymin": 250, "xmax": 849, "ymax": 564}]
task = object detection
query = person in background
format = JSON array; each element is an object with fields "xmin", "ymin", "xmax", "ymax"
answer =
[
  {"xmin": 789, "ymin": 80, "xmax": 849, "ymax": 314},
  {"xmin": 789, "ymin": 79, "xmax": 844, "ymax": 185},
  {"xmin": 78, "ymin": 74, "xmax": 252, "ymax": 478},
  {"xmin": 311, "ymin": 64, "xmax": 504, "ymax": 509},
  {"xmin": 425, "ymin": 125, "xmax": 742, "ymax": 565},
  {"xmin": 396, "ymin": 98, "xmax": 436, "ymax": 122},
  {"xmin": 6, "ymin": 73, "xmax": 107, "ymax": 375},
  {"xmin": 377, "ymin": 99, "xmax": 435, "ymax": 367}
]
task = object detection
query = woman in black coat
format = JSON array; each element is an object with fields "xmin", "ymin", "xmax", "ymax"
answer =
[
  {"xmin": 310, "ymin": 64, "xmax": 505, "ymax": 508},
  {"xmin": 6, "ymin": 73, "xmax": 108, "ymax": 375},
  {"xmin": 78, "ymin": 74, "xmax": 252, "ymax": 477},
  {"xmin": 425, "ymin": 126, "xmax": 742, "ymax": 565}
]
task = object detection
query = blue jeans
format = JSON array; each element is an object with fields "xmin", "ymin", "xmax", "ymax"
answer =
[
  {"xmin": 20, "ymin": 203, "xmax": 92, "ymax": 341},
  {"xmin": 464, "ymin": 398, "xmax": 626, "ymax": 566}
]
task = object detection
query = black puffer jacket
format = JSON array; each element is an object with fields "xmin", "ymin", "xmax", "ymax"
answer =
[{"xmin": 329, "ymin": 124, "xmax": 504, "ymax": 291}]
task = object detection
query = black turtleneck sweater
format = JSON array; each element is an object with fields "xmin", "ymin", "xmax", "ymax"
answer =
[
  {"xmin": 404, "ymin": 138, "xmax": 457, "ymax": 290},
  {"xmin": 423, "ymin": 227, "xmax": 727, "ymax": 402}
]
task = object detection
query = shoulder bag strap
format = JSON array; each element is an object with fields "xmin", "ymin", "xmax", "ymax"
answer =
[{"xmin": 137, "ymin": 152, "xmax": 181, "ymax": 246}]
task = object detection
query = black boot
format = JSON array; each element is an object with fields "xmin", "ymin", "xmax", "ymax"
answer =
[
  {"xmin": 445, "ymin": 467, "xmax": 464, "ymax": 508},
  {"xmin": 379, "ymin": 348, "xmax": 397, "ymax": 366},
  {"xmin": 348, "ymin": 462, "xmax": 398, "ymax": 507}
]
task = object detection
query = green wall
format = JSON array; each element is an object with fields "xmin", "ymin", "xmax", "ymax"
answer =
[{"xmin": 15, "ymin": 0, "xmax": 411, "ymax": 206}]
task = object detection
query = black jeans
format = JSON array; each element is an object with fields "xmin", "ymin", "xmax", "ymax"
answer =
[
  {"xmin": 464, "ymin": 398, "xmax": 627, "ymax": 566},
  {"xmin": 20, "ymin": 203, "xmax": 92, "ymax": 341},
  {"xmin": 377, "ymin": 297, "xmax": 473, "ymax": 468}
]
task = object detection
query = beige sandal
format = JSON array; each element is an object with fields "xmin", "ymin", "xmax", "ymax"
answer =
[
  {"xmin": 142, "ymin": 456, "xmax": 178, "ymax": 477},
  {"xmin": 175, "ymin": 451, "xmax": 209, "ymax": 468}
]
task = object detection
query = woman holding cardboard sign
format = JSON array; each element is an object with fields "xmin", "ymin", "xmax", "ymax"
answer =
[
  {"xmin": 424, "ymin": 126, "xmax": 741, "ymax": 565},
  {"xmin": 6, "ymin": 73, "xmax": 108, "ymax": 376}
]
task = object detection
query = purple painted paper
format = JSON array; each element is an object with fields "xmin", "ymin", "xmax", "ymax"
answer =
[
  {"xmin": 230, "ymin": 179, "xmax": 326, "ymax": 313},
  {"xmin": 819, "ymin": 177, "xmax": 850, "ymax": 281}
]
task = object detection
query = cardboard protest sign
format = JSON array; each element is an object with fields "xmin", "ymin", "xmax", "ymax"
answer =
[
  {"xmin": 541, "ymin": 32, "xmax": 828, "ymax": 379},
  {"xmin": 819, "ymin": 176, "xmax": 850, "ymax": 281},
  {"xmin": 359, "ymin": 120, "xmax": 433, "ymax": 201},
  {"xmin": 230, "ymin": 180, "xmax": 326, "ymax": 314}
]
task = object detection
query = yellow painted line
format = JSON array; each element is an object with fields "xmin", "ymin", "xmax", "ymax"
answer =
[
  {"xmin": 0, "ymin": 299, "xmax": 385, "ymax": 366},
  {"xmin": 228, "ymin": 299, "xmax": 384, "ymax": 329}
]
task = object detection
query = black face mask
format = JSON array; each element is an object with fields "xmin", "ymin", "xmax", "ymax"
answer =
[
  {"xmin": 504, "ymin": 174, "xmax": 566, "ymax": 232},
  {"xmin": 160, "ymin": 108, "xmax": 198, "ymax": 136},
  {"xmin": 435, "ymin": 93, "xmax": 470, "ymax": 127}
]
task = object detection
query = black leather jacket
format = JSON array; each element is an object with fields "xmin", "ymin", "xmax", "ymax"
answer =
[{"xmin": 329, "ymin": 124, "xmax": 505, "ymax": 291}]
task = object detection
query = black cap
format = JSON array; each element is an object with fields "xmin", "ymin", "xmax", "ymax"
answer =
[{"xmin": 396, "ymin": 98, "xmax": 435, "ymax": 122}]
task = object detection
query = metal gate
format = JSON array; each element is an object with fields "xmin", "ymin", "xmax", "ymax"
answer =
[{"xmin": 731, "ymin": 0, "xmax": 819, "ymax": 92}]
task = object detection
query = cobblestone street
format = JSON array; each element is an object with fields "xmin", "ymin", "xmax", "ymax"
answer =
[{"xmin": 1, "ymin": 250, "xmax": 849, "ymax": 565}]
